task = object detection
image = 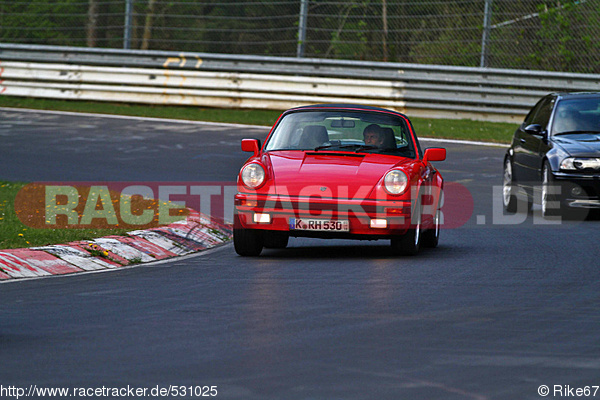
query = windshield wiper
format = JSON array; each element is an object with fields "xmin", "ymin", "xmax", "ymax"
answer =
[
  {"xmin": 313, "ymin": 143, "xmax": 363, "ymax": 151},
  {"xmin": 353, "ymin": 145, "xmax": 380, "ymax": 153},
  {"xmin": 313, "ymin": 144, "xmax": 337, "ymax": 151},
  {"xmin": 312, "ymin": 144, "xmax": 381, "ymax": 152}
]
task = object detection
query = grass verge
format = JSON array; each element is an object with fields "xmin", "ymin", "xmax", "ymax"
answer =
[
  {"xmin": 0, "ymin": 181, "xmax": 130, "ymax": 249},
  {"xmin": 0, "ymin": 96, "xmax": 518, "ymax": 143}
]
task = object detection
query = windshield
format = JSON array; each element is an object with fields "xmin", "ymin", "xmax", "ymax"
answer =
[
  {"xmin": 552, "ymin": 97, "xmax": 600, "ymax": 135},
  {"xmin": 264, "ymin": 110, "xmax": 416, "ymax": 158}
]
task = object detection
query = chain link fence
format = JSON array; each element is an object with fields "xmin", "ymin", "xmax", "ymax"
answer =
[{"xmin": 1, "ymin": 0, "xmax": 599, "ymax": 73}]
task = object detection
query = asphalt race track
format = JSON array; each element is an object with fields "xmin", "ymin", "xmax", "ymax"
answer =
[{"xmin": 2, "ymin": 109, "xmax": 600, "ymax": 400}]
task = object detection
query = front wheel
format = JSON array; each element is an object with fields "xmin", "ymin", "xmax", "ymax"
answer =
[
  {"xmin": 541, "ymin": 161, "xmax": 562, "ymax": 218},
  {"xmin": 503, "ymin": 157, "xmax": 532, "ymax": 213},
  {"xmin": 263, "ymin": 231, "xmax": 289, "ymax": 249},
  {"xmin": 391, "ymin": 202, "xmax": 421, "ymax": 256},
  {"xmin": 503, "ymin": 157, "xmax": 519, "ymax": 212},
  {"xmin": 421, "ymin": 207, "xmax": 440, "ymax": 248},
  {"xmin": 233, "ymin": 228, "xmax": 264, "ymax": 256}
]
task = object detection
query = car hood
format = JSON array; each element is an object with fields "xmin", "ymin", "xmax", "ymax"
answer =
[
  {"xmin": 267, "ymin": 151, "xmax": 414, "ymax": 199},
  {"xmin": 553, "ymin": 133, "xmax": 600, "ymax": 157}
]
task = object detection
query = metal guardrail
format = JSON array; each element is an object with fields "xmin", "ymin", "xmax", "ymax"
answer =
[{"xmin": 2, "ymin": 43, "xmax": 600, "ymax": 123}]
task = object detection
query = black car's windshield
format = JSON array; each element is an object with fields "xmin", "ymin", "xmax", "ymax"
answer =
[
  {"xmin": 552, "ymin": 98, "xmax": 600, "ymax": 136},
  {"xmin": 264, "ymin": 110, "xmax": 416, "ymax": 158}
]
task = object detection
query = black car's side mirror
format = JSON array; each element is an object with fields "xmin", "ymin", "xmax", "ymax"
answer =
[{"xmin": 524, "ymin": 124, "xmax": 546, "ymax": 137}]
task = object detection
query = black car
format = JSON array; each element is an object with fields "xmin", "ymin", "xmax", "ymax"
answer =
[{"xmin": 503, "ymin": 92, "xmax": 600, "ymax": 217}]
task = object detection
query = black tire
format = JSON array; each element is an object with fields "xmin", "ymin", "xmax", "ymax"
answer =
[
  {"xmin": 541, "ymin": 161, "xmax": 561, "ymax": 218},
  {"xmin": 503, "ymin": 157, "xmax": 532, "ymax": 213},
  {"xmin": 233, "ymin": 228, "xmax": 264, "ymax": 256},
  {"xmin": 263, "ymin": 231, "xmax": 289, "ymax": 249},
  {"xmin": 503, "ymin": 157, "xmax": 519, "ymax": 213},
  {"xmin": 391, "ymin": 200, "xmax": 422, "ymax": 256},
  {"xmin": 421, "ymin": 206, "xmax": 440, "ymax": 248}
]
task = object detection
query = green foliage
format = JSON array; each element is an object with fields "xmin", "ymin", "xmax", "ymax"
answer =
[
  {"xmin": 407, "ymin": 1, "xmax": 483, "ymax": 66},
  {"xmin": 2, "ymin": 1, "xmax": 600, "ymax": 71},
  {"xmin": 494, "ymin": 0, "xmax": 600, "ymax": 73},
  {"xmin": 532, "ymin": 0, "xmax": 576, "ymax": 71}
]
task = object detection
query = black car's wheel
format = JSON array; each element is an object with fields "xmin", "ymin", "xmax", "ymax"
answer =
[
  {"xmin": 263, "ymin": 231, "xmax": 289, "ymax": 249},
  {"xmin": 391, "ymin": 201, "xmax": 421, "ymax": 256},
  {"xmin": 421, "ymin": 206, "xmax": 440, "ymax": 248},
  {"xmin": 503, "ymin": 157, "xmax": 519, "ymax": 212},
  {"xmin": 541, "ymin": 161, "xmax": 561, "ymax": 218},
  {"xmin": 503, "ymin": 157, "xmax": 532, "ymax": 213},
  {"xmin": 233, "ymin": 228, "xmax": 264, "ymax": 256}
]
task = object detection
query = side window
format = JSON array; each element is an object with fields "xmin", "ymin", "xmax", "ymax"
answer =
[
  {"xmin": 523, "ymin": 96, "xmax": 555, "ymax": 128},
  {"xmin": 530, "ymin": 97, "xmax": 555, "ymax": 129},
  {"xmin": 523, "ymin": 101, "xmax": 543, "ymax": 126}
]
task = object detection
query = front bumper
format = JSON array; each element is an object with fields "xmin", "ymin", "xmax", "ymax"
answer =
[
  {"xmin": 234, "ymin": 193, "xmax": 418, "ymax": 238},
  {"xmin": 553, "ymin": 172, "xmax": 600, "ymax": 208}
]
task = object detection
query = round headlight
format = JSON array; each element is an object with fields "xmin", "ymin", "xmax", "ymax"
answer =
[
  {"xmin": 384, "ymin": 170, "xmax": 408, "ymax": 195},
  {"xmin": 241, "ymin": 163, "xmax": 266, "ymax": 188}
]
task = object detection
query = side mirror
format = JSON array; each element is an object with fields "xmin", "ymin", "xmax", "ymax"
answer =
[
  {"xmin": 241, "ymin": 138, "xmax": 261, "ymax": 157},
  {"xmin": 423, "ymin": 147, "xmax": 446, "ymax": 163},
  {"xmin": 524, "ymin": 124, "xmax": 544, "ymax": 136}
]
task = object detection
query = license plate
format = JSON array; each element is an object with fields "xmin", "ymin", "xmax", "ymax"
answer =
[{"xmin": 290, "ymin": 218, "xmax": 349, "ymax": 232}]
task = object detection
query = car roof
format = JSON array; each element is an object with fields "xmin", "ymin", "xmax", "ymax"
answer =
[
  {"xmin": 284, "ymin": 103, "xmax": 408, "ymax": 117},
  {"xmin": 552, "ymin": 92, "xmax": 600, "ymax": 100}
]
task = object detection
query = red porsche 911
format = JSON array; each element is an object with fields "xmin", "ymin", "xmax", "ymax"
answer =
[{"xmin": 233, "ymin": 104, "xmax": 446, "ymax": 256}]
